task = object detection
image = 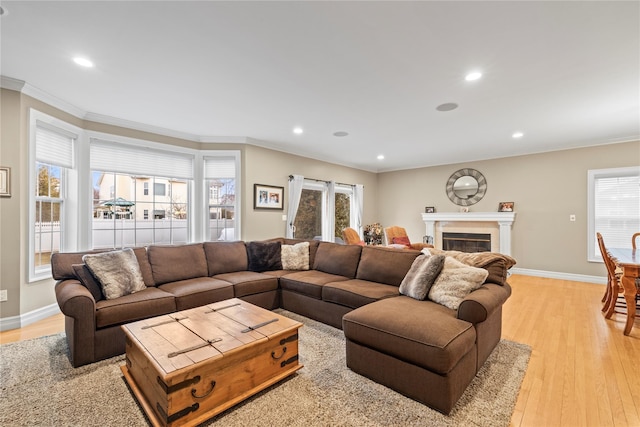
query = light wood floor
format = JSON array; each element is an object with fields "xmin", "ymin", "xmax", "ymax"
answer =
[{"xmin": 1, "ymin": 274, "xmax": 639, "ymax": 426}]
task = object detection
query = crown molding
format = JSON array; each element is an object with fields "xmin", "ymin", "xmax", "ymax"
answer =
[
  {"xmin": 83, "ymin": 112, "xmax": 203, "ymax": 143},
  {"xmin": 1, "ymin": 75, "xmax": 26, "ymax": 91}
]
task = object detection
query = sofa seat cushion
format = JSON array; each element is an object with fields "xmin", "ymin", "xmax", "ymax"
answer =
[
  {"xmin": 213, "ymin": 271, "xmax": 279, "ymax": 297},
  {"xmin": 322, "ymin": 279, "xmax": 400, "ymax": 309},
  {"xmin": 279, "ymin": 270, "xmax": 349, "ymax": 299},
  {"xmin": 342, "ymin": 296, "xmax": 476, "ymax": 375},
  {"xmin": 95, "ymin": 287, "xmax": 176, "ymax": 329},
  {"xmin": 158, "ymin": 277, "xmax": 234, "ymax": 311}
]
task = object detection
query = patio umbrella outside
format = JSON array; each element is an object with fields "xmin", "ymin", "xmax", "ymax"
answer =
[{"xmin": 102, "ymin": 197, "xmax": 135, "ymax": 207}]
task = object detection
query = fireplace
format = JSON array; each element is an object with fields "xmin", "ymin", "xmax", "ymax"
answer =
[
  {"xmin": 442, "ymin": 232, "xmax": 491, "ymax": 253},
  {"xmin": 421, "ymin": 212, "xmax": 516, "ymax": 255}
]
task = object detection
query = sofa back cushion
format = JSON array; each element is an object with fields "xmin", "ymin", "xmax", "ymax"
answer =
[
  {"xmin": 356, "ymin": 246, "xmax": 421, "ymax": 286},
  {"xmin": 51, "ymin": 247, "xmax": 155, "ymax": 287},
  {"xmin": 313, "ymin": 242, "xmax": 362, "ymax": 279},
  {"xmin": 204, "ymin": 241, "xmax": 248, "ymax": 275},
  {"xmin": 147, "ymin": 243, "xmax": 208, "ymax": 285}
]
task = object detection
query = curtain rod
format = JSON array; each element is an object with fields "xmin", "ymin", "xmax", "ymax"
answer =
[{"xmin": 288, "ymin": 175, "xmax": 358, "ymax": 188}]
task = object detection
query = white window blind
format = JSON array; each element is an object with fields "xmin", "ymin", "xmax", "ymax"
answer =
[
  {"xmin": 36, "ymin": 121, "xmax": 75, "ymax": 168},
  {"xmin": 90, "ymin": 139, "xmax": 194, "ymax": 179},
  {"xmin": 204, "ymin": 156, "xmax": 236, "ymax": 179},
  {"xmin": 589, "ymin": 166, "xmax": 640, "ymax": 260}
]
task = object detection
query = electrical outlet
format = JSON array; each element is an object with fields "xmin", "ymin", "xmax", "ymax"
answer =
[
  {"xmin": 0, "ymin": 290, "xmax": 7, "ymax": 302},
  {"xmin": 569, "ymin": 214, "xmax": 576, "ymax": 222}
]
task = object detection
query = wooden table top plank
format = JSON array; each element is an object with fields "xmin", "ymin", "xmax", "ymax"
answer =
[
  {"xmin": 179, "ymin": 310, "xmax": 253, "ymax": 354},
  {"xmin": 222, "ymin": 304, "xmax": 300, "ymax": 337},
  {"xmin": 132, "ymin": 314, "xmax": 222, "ymax": 371}
]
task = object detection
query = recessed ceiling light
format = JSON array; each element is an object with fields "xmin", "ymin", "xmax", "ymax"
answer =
[
  {"xmin": 293, "ymin": 127, "xmax": 303, "ymax": 135},
  {"xmin": 436, "ymin": 103, "xmax": 458, "ymax": 112},
  {"xmin": 73, "ymin": 57, "xmax": 94, "ymax": 68},
  {"xmin": 333, "ymin": 131, "xmax": 349, "ymax": 137},
  {"xmin": 465, "ymin": 71, "xmax": 482, "ymax": 81},
  {"xmin": 377, "ymin": 154, "xmax": 385, "ymax": 160},
  {"xmin": 512, "ymin": 132, "xmax": 524, "ymax": 139}
]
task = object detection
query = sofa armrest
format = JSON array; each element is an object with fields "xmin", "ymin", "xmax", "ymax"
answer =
[
  {"xmin": 55, "ymin": 279, "xmax": 97, "ymax": 322},
  {"xmin": 457, "ymin": 282, "xmax": 511, "ymax": 324}
]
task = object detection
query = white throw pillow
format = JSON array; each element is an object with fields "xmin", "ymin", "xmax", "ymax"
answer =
[
  {"xmin": 83, "ymin": 248, "xmax": 146, "ymax": 300},
  {"xmin": 281, "ymin": 242, "xmax": 310, "ymax": 270},
  {"xmin": 428, "ymin": 256, "xmax": 488, "ymax": 310}
]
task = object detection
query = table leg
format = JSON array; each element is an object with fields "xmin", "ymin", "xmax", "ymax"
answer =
[{"xmin": 621, "ymin": 266, "xmax": 639, "ymax": 336}]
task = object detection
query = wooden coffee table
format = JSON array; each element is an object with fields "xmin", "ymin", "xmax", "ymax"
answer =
[{"xmin": 121, "ymin": 298, "xmax": 303, "ymax": 427}]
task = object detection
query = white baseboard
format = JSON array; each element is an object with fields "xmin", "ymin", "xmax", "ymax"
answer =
[
  {"xmin": 510, "ymin": 268, "xmax": 606, "ymax": 285},
  {"xmin": 0, "ymin": 303, "xmax": 61, "ymax": 332}
]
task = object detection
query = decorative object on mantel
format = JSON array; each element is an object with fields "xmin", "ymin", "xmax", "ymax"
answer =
[
  {"xmin": 446, "ymin": 168, "xmax": 487, "ymax": 206},
  {"xmin": 363, "ymin": 223, "xmax": 383, "ymax": 245},
  {"xmin": 253, "ymin": 184, "xmax": 284, "ymax": 210},
  {"xmin": 425, "ymin": 206, "xmax": 435, "ymax": 213},
  {"xmin": 498, "ymin": 202, "xmax": 514, "ymax": 212},
  {"xmin": 460, "ymin": 207, "xmax": 469, "ymax": 213}
]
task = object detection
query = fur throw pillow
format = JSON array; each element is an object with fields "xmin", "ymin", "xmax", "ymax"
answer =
[
  {"xmin": 281, "ymin": 242, "xmax": 310, "ymax": 270},
  {"xmin": 399, "ymin": 254, "xmax": 446, "ymax": 300},
  {"xmin": 428, "ymin": 256, "xmax": 488, "ymax": 310},
  {"xmin": 246, "ymin": 241, "xmax": 283, "ymax": 272},
  {"xmin": 82, "ymin": 248, "xmax": 146, "ymax": 300}
]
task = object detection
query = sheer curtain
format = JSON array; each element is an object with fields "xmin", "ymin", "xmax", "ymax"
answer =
[
  {"xmin": 323, "ymin": 181, "xmax": 336, "ymax": 242},
  {"xmin": 286, "ymin": 174, "xmax": 304, "ymax": 238},
  {"xmin": 353, "ymin": 184, "xmax": 364, "ymax": 237}
]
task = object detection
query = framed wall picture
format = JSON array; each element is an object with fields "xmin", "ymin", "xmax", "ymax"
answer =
[
  {"xmin": 254, "ymin": 184, "xmax": 284, "ymax": 210},
  {"xmin": 0, "ymin": 167, "xmax": 10, "ymax": 197},
  {"xmin": 425, "ymin": 206, "xmax": 435, "ymax": 213},
  {"xmin": 498, "ymin": 202, "xmax": 514, "ymax": 212}
]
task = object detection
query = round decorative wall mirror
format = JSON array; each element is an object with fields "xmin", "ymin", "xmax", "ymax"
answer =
[{"xmin": 446, "ymin": 168, "xmax": 487, "ymax": 206}]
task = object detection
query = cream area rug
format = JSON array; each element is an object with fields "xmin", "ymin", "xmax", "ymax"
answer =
[{"xmin": 0, "ymin": 310, "xmax": 530, "ymax": 427}]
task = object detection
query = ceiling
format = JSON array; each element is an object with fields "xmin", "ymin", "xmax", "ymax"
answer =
[{"xmin": 1, "ymin": 1, "xmax": 638, "ymax": 172}]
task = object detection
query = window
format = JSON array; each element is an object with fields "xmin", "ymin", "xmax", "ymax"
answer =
[
  {"xmin": 154, "ymin": 182, "xmax": 166, "ymax": 196},
  {"xmin": 588, "ymin": 166, "xmax": 640, "ymax": 261},
  {"xmin": 205, "ymin": 155, "xmax": 238, "ymax": 241},
  {"xmin": 90, "ymin": 139, "xmax": 194, "ymax": 248},
  {"xmin": 29, "ymin": 112, "xmax": 79, "ymax": 281}
]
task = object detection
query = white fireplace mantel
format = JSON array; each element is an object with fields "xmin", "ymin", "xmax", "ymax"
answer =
[{"xmin": 421, "ymin": 212, "xmax": 516, "ymax": 255}]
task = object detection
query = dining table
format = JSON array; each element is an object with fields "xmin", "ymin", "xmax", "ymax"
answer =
[{"xmin": 607, "ymin": 248, "xmax": 640, "ymax": 335}]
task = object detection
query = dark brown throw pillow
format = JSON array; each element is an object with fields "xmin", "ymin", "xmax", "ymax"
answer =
[
  {"xmin": 72, "ymin": 264, "xmax": 105, "ymax": 302},
  {"xmin": 246, "ymin": 241, "xmax": 283, "ymax": 272}
]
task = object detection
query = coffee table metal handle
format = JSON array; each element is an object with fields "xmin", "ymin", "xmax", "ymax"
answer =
[
  {"xmin": 271, "ymin": 346, "xmax": 287, "ymax": 360},
  {"xmin": 191, "ymin": 380, "xmax": 216, "ymax": 399}
]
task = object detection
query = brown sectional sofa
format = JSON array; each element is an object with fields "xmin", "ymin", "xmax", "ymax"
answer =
[{"xmin": 52, "ymin": 238, "xmax": 512, "ymax": 414}]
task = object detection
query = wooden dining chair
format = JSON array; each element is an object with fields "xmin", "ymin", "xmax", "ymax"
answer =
[
  {"xmin": 598, "ymin": 233, "xmax": 640, "ymax": 319},
  {"xmin": 597, "ymin": 233, "xmax": 621, "ymax": 315},
  {"xmin": 632, "ymin": 232, "xmax": 640, "ymax": 250},
  {"xmin": 383, "ymin": 226, "xmax": 433, "ymax": 250}
]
